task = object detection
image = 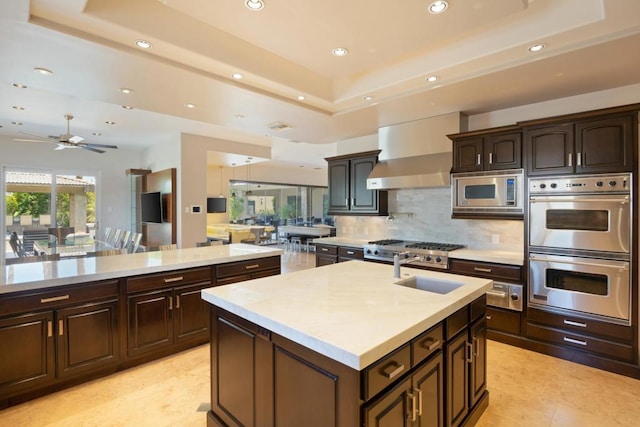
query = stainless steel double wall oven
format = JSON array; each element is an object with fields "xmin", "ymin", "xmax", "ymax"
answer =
[{"xmin": 528, "ymin": 173, "xmax": 632, "ymax": 325}]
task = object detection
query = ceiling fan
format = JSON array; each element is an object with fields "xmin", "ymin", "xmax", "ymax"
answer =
[{"xmin": 14, "ymin": 114, "xmax": 118, "ymax": 153}]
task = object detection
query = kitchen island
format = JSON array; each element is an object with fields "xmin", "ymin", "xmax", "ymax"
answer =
[
  {"xmin": 202, "ymin": 261, "xmax": 493, "ymax": 426},
  {"xmin": 0, "ymin": 244, "xmax": 282, "ymax": 408}
]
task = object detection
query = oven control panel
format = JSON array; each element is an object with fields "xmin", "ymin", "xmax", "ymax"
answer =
[{"xmin": 529, "ymin": 173, "xmax": 630, "ymax": 194}]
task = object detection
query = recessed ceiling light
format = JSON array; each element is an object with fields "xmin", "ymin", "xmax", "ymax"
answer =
[
  {"xmin": 120, "ymin": 88, "xmax": 134, "ymax": 94},
  {"xmin": 135, "ymin": 40, "xmax": 152, "ymax": 49},
  {"xmin": 34, "ymin": 67, "xmax": 53, "ymax": 75},
  {"xmin": 184, "ymin": 103, "xmax": 196, "ymax": 109},
  {"xmin": 528, "ymin": 43, "xmax": 545, "ymax": 52},
  {"xmin": 234, "ymin": 114, "xmax": 245, "ymax": 119},
  {"xmin": 332, "ymin": 47, "xmax": 348, "ymax": 57},
  {"xmin": 297, "ymin": 95, "xmax": 305, "ymax": 101},
  {"xmin": 12, "ymin": 121, "xmax": 23, "ymax": 125},
  {"xmin": 12, "ymin": 106, "xmax": 25, "ymax": 110},
  {"xmin": 363, "ymin": 95, "xmax": 373, "ymax": 101},
  {"xmin": 232, "ymin": 73, "xmax": 243, "ymax": 80},
  {"xmin": 93, "ymin": 132, "xmax": 102, "ymax": 136},
  {"xmin": 12, "ymin": 83, "xmax": 27, "ymax": 89},
  {"xmin": 428, "ymin": 1, "xmax": 448, "ymax": 14},
  {"xmin": 426, "ymin": 75, "xmax": 439, "ymax": 82},
  {"xmin": 122, "ymin": 105, "xmax": 133, "ymax": 110},
  {"xmin": 245, "ymin": 0, "xmax": 264, "ymax": 11},
  {"xmin": 105, "ymin": 120, "xmax": 116, "ymax": 125}
]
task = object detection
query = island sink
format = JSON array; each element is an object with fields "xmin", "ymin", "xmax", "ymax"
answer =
[{"xmin": 394, "ymin": 275, "xmax": 464, "ymax": 294}]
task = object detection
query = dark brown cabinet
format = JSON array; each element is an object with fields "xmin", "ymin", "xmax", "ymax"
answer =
[
  {"xmin": 127, "ymin": 268, "xmax": 211, "ymax": 358},
  {"xmin": 315, "ymin": 244, "xmax": 363, "ymax": 266},
  {"xmin": 525, "ymin": 114, "xmax": 635, "ymax": 176},
  {"xmin": 450, "ymin": 127, "xmax": 521, "ymax": 173},
  {"xmin": 326, "ymin": 151, "xmax": 388, "ymax": 216},
  {"xmin": 215, "ymin": 256, "xmax": 281, "ymax": 285}
]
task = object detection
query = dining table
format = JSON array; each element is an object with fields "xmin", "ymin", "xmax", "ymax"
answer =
[{"xmin": 33, "ymin": 239, "xmax": 116, "ymax": 258}]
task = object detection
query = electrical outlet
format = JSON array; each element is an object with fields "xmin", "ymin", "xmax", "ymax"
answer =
[{"xmin": 492, "ymin": 234, "xmax": 500, "ymax": 245}]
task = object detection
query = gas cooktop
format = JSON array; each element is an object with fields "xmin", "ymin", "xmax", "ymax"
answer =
[{"xmin": 363, "ymin": 240, "xmax": 466, "ymax": 269}]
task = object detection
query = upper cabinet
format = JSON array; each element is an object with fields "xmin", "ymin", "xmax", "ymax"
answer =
[
  {"xmin": 326, "ymin": 150, "xmax": 388, "ymax": 216},
  {"xmin": 450, "ymin": 126, "xmax": 522, "ymax": 173},
  {"xmin": 524, "ymin": 109, "xmax": 637, "ymax": 176}
]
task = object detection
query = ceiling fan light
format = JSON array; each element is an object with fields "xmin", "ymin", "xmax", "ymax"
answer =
[{"xmin": 34, "ymin": 67, "xmax": 53, "ymax": 75}]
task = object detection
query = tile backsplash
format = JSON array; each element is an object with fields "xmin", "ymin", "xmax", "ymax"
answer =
[{"xmin": 335, "ymin": 187, "xmax": 524, "ymax": 252}]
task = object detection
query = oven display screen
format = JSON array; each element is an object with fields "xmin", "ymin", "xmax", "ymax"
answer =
[
  {"xmin": 545, "ymin": 209, "xmax": 609, "ymax": 232},
  {"xmin": 546, "ymin": 268, "xmax": 608, "ymax": 296}
]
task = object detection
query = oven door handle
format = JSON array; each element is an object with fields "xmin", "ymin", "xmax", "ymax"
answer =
[
  {"xmin": 530, "ymin": 254, "xmax": 629, "ymax": 270},
  {"xmin": 530, "ymin": 196, "xmax": 629, "ymax": 204}
]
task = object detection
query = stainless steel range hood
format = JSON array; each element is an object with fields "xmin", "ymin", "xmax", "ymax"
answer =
[
  {"xmin": 367, "ymin": 112, "xmax": 467, "ymax": 190},
  {"xmin": 367, "ymin": 152, "xmax": 453, "ymax": 190}
]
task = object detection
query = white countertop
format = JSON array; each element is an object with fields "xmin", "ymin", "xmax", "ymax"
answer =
[
  {"xmin": 311, "ymin": 237, "xmax": 369, "ymax": 247},
  {"xmin": 201, "ymin": 261, "xmax": 492, "ymax": 370},
  {"xmin": 449, "ymin": 248, "xmax": 524, "ymax": 266},
  {"xmin": 1, "ymin": 244, "xmax": 283, "ymax": 294}
]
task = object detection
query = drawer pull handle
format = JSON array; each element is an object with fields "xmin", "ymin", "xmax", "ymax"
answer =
[
  {"xmin": 346, "ymin": 251, "xmax": 355, "ymax": 255},
  {"xmin": 564, "ymin": 319, "xmax": 587, "ymax": 328},
  {"xmin": 380, "ymin": 361, "xmax": 405, "ymax": 379},
  {"xmin": 41, "ymin": 295, "xmax": 70, "ymax": 304},
  {"xmin": 164, "ymin": 276, "xmax": 184, "ymax": 283},
  {"xmin": 47, "ymin": 321, "xmax": 53, "ymax": 338},
  {"xmin": 168, "ymin": 296, "xmax": 173, "ymax": 310},
  {"xmin": 58, "ymin": 319, "xmax": 64, "ymax": 336},
  {"xmin": 474, "ymin": 267, "xmax": 492, "ymax": 273},
  {"xmin": 421, "ymin": 338, "xmax": 441, "ymax": 351},
  {"xmin": 176, "ymin": 295, "xmax": 180, "ymax": 309},
  {"xmin": 245, "ymin": 264, "xmax": 260, "ymax": 270},
  {"xmin": 486, "ymin": 315, "xmax": 492, "ymax": 320},
  {"xmin": 466, "ymin": 342, "xmax": 473, "ymax": 363},
  {"xmin": 564, "ymin": 336, "xmax": 587, "ymax": 346},
  {"xmin": 321, "ymin": 247, "xmax": 329, "ymax": 252}
]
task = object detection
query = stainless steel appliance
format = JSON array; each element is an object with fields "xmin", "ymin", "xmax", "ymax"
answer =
[
  {"xmin": 528, "ymin": 173, "xmax": 633, "ymax": 325},
  {"xmin": 363, "ymin": 240, "xmax": 465, "ymax": 270},
  {"xmin": 452, "ymin": 169, "xmax": 524, "ymax": 216},
  {"xmin": 486, "ymin": 282, "xmax": 523, "ymax": 311}
]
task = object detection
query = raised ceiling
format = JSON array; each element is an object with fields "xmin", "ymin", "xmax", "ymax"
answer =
[{"xmin": 1, "ymin": 0, "xmax": 640, "ymax": 168}]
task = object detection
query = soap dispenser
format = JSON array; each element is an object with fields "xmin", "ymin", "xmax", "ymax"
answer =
[{"xmin": 393, "ymin": 254, "xmax": 401, "ymax": 279}]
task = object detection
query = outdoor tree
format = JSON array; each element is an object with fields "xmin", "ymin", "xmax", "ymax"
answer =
[{"xmin": 5, "ymin": 192, "xmax": 50, "ymax": 216}]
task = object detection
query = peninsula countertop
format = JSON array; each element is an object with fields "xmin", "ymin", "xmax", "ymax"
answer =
[
  {"xmin": 201, "ymin": 261, "xmax": 492, "ymax": 370},
  {"xmin": 1, "ymin": 244, "xmax": 283, "ymax": 294}
]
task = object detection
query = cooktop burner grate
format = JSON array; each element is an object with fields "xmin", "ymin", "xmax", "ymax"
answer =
[
  {"xmin": 367, "ymin": 239, "xmax": 405, "ymax": 245},
  {"xmin": 403, "ymin": 242, "xmax": 466, "ymax": 251}
]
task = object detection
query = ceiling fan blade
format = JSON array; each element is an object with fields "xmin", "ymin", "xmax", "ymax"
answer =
[
  {"xmin": 54, "ymin": 144, "xmax": 66, "ymax": 150},
  {"xmin": 18, "ymin": 131, "xmax": 49, "ymax": 140},
  {"xmin": 69, "ymin": 135, "xmax": 84, "ymax": 143},
  {"xmin": 14, "ymin": 138, "xmax": 50, "ymax": 143},
  {"xmin": 84, "ymin": 143, "xmax": 118, "ymax": 149},
  {"xmin": 82, "ymin": 145, "xmax": 105, "ymax": 154}
]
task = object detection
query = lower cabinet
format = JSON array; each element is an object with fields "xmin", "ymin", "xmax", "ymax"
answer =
[
  {"xmin": 315, "ymin": 244, "xmax": 364, "ymax": 266},
  {"xmin": 209, "ymin": 296, "xmax": 487, "ymax": 427},
  {"xmin": 215, "ymin": 256, "xmax": 281, "ymax": 285}
]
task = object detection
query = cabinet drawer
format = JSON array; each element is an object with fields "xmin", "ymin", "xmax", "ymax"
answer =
[
  {"xmin": 362, "ymin": 343, "xmax": 411, "ymax": 400},
  {"xmin": 445, "ymin": 305, "xmax": 469, "ymax": 340},
  {"xmin": 316, "ymin": 245, "xmax": 337, "ymax": 255},
  {"xmin": 412, "ymin": 323, "xmax": 443, "ymax": 366},
  {"xmin": 470, "ymin": 295, "xmax": 487, "ymax": 323},
  {"xmin": 0, "ymin": 280, "xmax": 119, "ymax": 317},
  {"xmin": 216, "ymin": 256, "xmax": 280, "ymax": 279},
  {"xmin": 338, "ymin": 247, "xmax": 363, "ymax": 259},
  {"xmin": 486, "ymin": 307, "xmax": 521, "ymax": 335},
  {"xmin": 127, "ymin": 267, "xmax": 211, "ymax": 293},
  {"xmin": 526, "ymin": 323, "xmax": 634, "ymax": 362},
  {"xmin": 449, "ymin": 259, "xmax": 522, "ymax": 282},
  {"xmin": 527, "ymin": 308, "xmax": 633, "ymax": 342}
]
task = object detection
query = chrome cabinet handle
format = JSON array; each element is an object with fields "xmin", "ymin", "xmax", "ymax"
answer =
[
  {"xmin": 421, "ymin": 338, "xmax": 441, "ymax": 351},
  {"xmin": 321, "ymin": 247, "xmax": 329, "ymax": 252},
  {"xmin": 564, "ymin": 319, "xmax": 587, "ymax": 328},
  {"xmin": 380, "ymin": 361, "xmax": 405, "ymax": 379},
  {"xmin": 474, "ymin": 267, "xmax": 492, "ymax": 273},
  {"xmin": 576, "ymin": 152, "xmax": 582, "ymax": 166},
  {"xmin": 245, "ymin": 264, "xmax": 260, "ymax": 270},
  {"xmin": 58, "ymin": 319, "xmax": 64, "ymax": 336},
  {"xmin": 489, "ymin": 152, "xmax": 493, "ymax": 164},
  {"xmin": 346, "ymin": 250, "xmax": 355, "ymax": 255},
  {"xmin": 164, "ymin": 276, "xmax": 183, "ymax": 283},
  {"xmin": 568, "ymin": 153, "xmax": 573, "ymax": 167},
  {"xmin": 41, "ymin": 295, "xmax": 70, "ymax": 304},
  {"xmin": 476, "ymin": 153, "xmax": 481, "ymax": 166},
  {"xmin": 564, "ymin": 336, "xmax": 587, "ymax": 346},
  {"xmin": 345, "ymin": 198, "xmax": 348, "ymax": 207}
]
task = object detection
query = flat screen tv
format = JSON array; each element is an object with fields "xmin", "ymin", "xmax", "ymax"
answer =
[
  {"xmin": 140, "ymin": 191, "xmax": 163, "ymax": 223},
  {"xmin": 207, "ymin": 197, "xmax": 227, "ymax": 213}
]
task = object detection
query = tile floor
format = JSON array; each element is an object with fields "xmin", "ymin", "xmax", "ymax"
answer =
[{"xmin": 2, "ymin": 252, "xmax": 640, "ymax": 426}]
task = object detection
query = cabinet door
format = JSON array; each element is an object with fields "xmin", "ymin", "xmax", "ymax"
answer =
[
  {"xmin": 316, "ymin": 253, "xmax": 338, "ymax": 266},
  {"xmin": 526, "ymin": 124, "xmax": 574, "ymax": 176},
  {"xmin": 212, "ymin": 313, "xmax": 273, "ymax": 427},
  {"xmin": 446, "ymin": 331, "xmax": 469, "ymax": 427},
  {"xmin": 350, "ymin": 156, "xmax": 379, "ymax": 213},
  {"xmin": 127, "ymin": 289, "xmax": 174, "ymax": 357},
  {"xmin": 485, "ymin": 132, "xmax": 522, "ymax": 170},
  {"xmin": 576, "ymin": 115, "xmax": 634, "ymax": 173},
  {"xmin": 469, "ymin": 319, "xmax": 487, "ymax": 408},
  {"xmin": 363, "ymin": 377, "xmax": 412, "ymax": 427},
  {"xmin": 413, "ymin": 354, "xmax": 444, "ymax": 427},
  {"xmin": 328, "ymin": 159, "xmax": 350, "ymax": 213},
  {"xmin": 0, "ymin": 311, "xmax": 55, "ymax": 398},
  {"xmin": 174, "ymin": 284, "xmax": 209, "ymax": 344},
  {"xmin": 452, "ymin": 137, "xmax": 483, "ymax": 172},
  {"xmin": 57, "ymin": 300, "xmax": 119, "ymax": 379}
]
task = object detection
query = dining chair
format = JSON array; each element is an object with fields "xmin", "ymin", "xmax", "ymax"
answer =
[
  {"xmin": 119, "ymin": 230, "xmax": 132, "ymax": 249},
  {"xmin": 100, "ymin": 226, "xmax": 112, "ymax": 243},
  {"xmin": 89, "ymin": 249, "xmax": 128, "ymax": 257},
  {"xmin": 158, "ymin": 244, "xmax": 178, "ymax": 251},
  {"xmin": 126, "ymin": 232, "xmax": 142, "ymax": 253}
]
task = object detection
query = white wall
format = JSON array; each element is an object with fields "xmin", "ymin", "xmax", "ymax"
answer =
[{"xmin": 0, "ymin": 135, "xmax": 144, "ymax": 233}]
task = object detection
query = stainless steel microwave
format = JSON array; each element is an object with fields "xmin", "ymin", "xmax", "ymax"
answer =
[{"xmin": 452, "ymin": 169, "xmax": 524, "ymax": 216}]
